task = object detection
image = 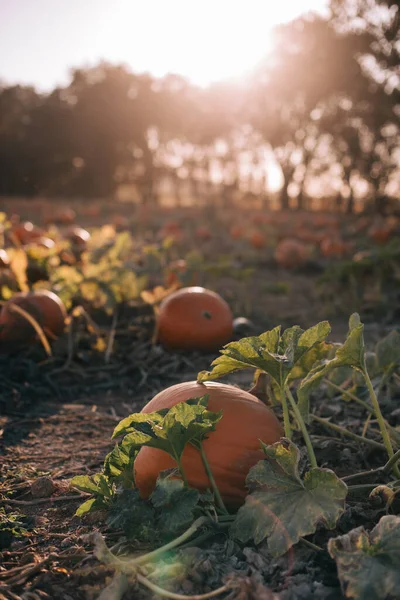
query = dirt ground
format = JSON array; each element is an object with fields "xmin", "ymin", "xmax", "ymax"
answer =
[{"xmin": 1, "ymin": 198, "xmax": 399, "ymax": 600}]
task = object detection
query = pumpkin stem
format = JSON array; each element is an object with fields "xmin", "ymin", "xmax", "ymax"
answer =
[
  {"xmin": 202, "ymin": 310, "xmax": 212, "ymax": 320},
  {"xmin": 198, "ymin": 443, "xmax": 229, "ymax": 515},
  {"xmin": 285, "ymin": 385, "xmax": 318, "ymax": 469}
]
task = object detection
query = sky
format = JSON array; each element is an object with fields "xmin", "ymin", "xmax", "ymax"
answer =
[{"xmin": 0, "ymin": 0, "xmax": 328, "ymax": 90}]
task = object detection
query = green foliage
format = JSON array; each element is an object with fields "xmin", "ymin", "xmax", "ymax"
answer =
[
  {"xmin": 375, "ymin": 330, "xmax": 400, "ymax": 370},
  {"xmin": 107, "ymin": 489, "xmax": 158, "ymax": 544},
  {"xmin": 297, "ymin": 313, "xmax": 366, "ymax": 416},
  {"xmin": 112, "ymin": 395, "xmax": 223, "ymax": 466},
  {"xmin": 151, "ymin": 478, "xmax": 200, "ymax": 535},
  {"xmin": 328, "ymin": 515, "xmax": 400, "ymax": 600},
  {"xmin": 70, "ymin": 474, "xmax": 115, "ymax": 515},
  {"xmin": 0, "ymin": 508, "xmax": 33, "ymax": 549},
  {"xmin": 232, "ymin": 439, "xmax": 347, "ymax": 556},
  {"xmin": 198, "ymin": 321, "xmax": 331, "ymax": 389}
]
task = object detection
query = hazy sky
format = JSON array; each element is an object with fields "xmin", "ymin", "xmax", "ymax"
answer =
[{"xmin": 0, "ymin": 0, "xmax": 328, "ymax": 89}]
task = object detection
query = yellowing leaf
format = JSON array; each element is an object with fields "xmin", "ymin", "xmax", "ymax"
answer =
[{"xmin": 9, "ymin": 248, "xmax": 28, "ymax": 292}]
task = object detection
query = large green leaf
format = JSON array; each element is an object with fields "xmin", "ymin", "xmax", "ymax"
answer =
[
  {"xmin": 111, "ymin": 396, "xmax": 223, "ymax": 465},
  {"xmin": 103, "ymin": 441, "xmax": 137, "ymax": 488},
  {"xmin": 198, "ymin": 322, "xmax": 331, "ymax": 391},
  {"xmin": 107, "ymin": 489, "xmax": 157, "ymax": 544},
  {"xmin": 298, "ymin": 313, "xmax": 366, "ymax": 416},
  {"xmin": 232, "ymin": 439, "xmax": 347, "ymax": 557},
  {"xmin": 375, "ymin": 330, "xmax": 400, "ymax": 369},
  {"xmin": 151, "ymin": 478, "xmax": 200, "ymax": 535},
  {"xmin": 328, "ymin": 515, "xmax": 400, "ymax": 600}
]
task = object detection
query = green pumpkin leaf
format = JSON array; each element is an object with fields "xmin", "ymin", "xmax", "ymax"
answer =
[
  {"xmin": 107, "ymin": 489, "xmax": 157, "ymax": 544},
  {"xmin": 75, "ymin": 497, "xmax": 107, "ymax": 517},
  {"xmin": 151, "ymin": 478, "xmax": 200, "ymax": 535},
  {"xmin": 298, "ymin": 314, "xmax": 366, "ymax": 416},
  {"xmin": 111, "ymin": 396, "xmax": 223, "ymax": 467},
  {"xmin": 103, "ymin": 442, "xmax": 137, "ymax": 488},
  {"xmin": 198, "ymin": 322, "xmax": 331, "ymax": 394},
  {"xmin": 375, "ymin": 330, "xmax": 400, "ymax": 369},
  {"xmin": 289, "ymin": 342, "xmax": 334, "ymax": 382},
  {"xmin": 328, "ymin": 515, "xmax": 400, "ymax": 600},
  {"xmin": 231, "ymin": 439, "xmax": 347, "ymax": 557}
]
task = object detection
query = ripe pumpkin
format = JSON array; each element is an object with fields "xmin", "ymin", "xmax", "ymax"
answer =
[
  {"xmin": 249, "ymin": 230, "xmax": 266, "ymax": 249},
  {"xmin": 368, "ymin": 225, "xmax": 392, "ymax": 245},
  {"xmin": 196, "ymin": 226, "xmax": 211, "ymax": 241},
  {"xmin": 157, "ymin": 286, "xmax": 233, "ymax": 352},
  {"xmin": 0, "ymin": 290, "xmax": 67, "ymax": 345},
  {"xmin": 230, "ymin": 225, "xmax": 243, "ymax": 240},
  {"xmin": 320, "ymin": 237, "xmax": 348, "ymax": 258},
  {"xmin": 46, "ymin": 207, "xmax": 76, "ymax": 225},
  {"xmin": 134, "ymin": 380, "xmax": 282, "ymax": 506},
  {"xmin": 12, "ymin": 222, "xmax": 44, "ymax": 245},
  {"xmin": 274, "ymin": 239, "xmax": 308, "ymax": 269}
]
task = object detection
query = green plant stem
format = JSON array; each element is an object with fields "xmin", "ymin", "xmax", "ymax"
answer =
[
  {"xmin": 280, "ymin": 385, "xmax": 292, "ymax": 440},
  {"xmin": 176, "ymin": 458, "xmax": 189, "ymax": 488},
  {"xmin": 362, "ymin": 367, "xmax": 400, "ymax": 479},
  {"xmin": 312, "ymin": 415, "xmax": 386, "ymax": 451},
  {"xmin": 324, "ymin": 379, "xmax": 373, "ymax": 413},
  {"xmin": 199, "ymin": 444, "xmax": 229, "ymax": 515},
  {"xmin": 383, "ymin": 448, "xmax": 400, "ymax": 475},
  {"xmin": 137, "ymin": 573, "xmax": 230, "ymax": 599},
  {"xmin": 285, "ymin": 386, "xmax": 317, "ymax": 468},
  {"xmin": 299, "ymin": 538, "xmax": 323, "ymax": 552},
  {"xmin": 347, "ymin": 483, "xmax": 379, "ymax": 492},
  {"xmin": 133, "ymin": 516, "xmax": 210, "ymax": 566}
]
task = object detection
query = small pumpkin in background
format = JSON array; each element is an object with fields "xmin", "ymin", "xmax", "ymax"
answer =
[
  {"xmin": 157, "ymin": 286, "xmax": 233, "ymax": 352},
  {"xmin": 230, "ymin": 225, "xmax": 243, "ymax": 240},
  {"xmin": 0, "ymin": 290, "xmax": 67, "ymax": 347},
  {"xmin": 249, "ymin": 230, "xmax": 266, "ymax": 249},
  {"xmin": 134, "ymin": 380, "xmax": 283, "ymax": 506},
  {"xmin": 196, "ymin": 226, "xmax": 211, "ymax": 241},
  {"xmin": 320, "ymin": 237, "xmax": 349, "ymax": 258},
  {"xmin": 274, "ymin": 239, "xmax": 308, "ymax": 269},
  {"xmin": 46, "ymin": 207, "xmax": 76, "ymax": 226},
  {"xmin": 368, "ymin": 224, "xmax": 392, "ymax": 245},
  {"xmin": 11, "ymin": 222, "xmax": 44, "ymax": 245}
]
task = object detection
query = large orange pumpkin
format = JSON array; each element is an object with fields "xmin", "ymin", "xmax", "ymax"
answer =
[
  {"xmin": 274, "ymin": 239, "xmax": 308, "ymax": 269},
  {"xmin": 157, "ymin": 286, "xmax": 233, "ymax": 352},
  {"xmin": 0, "ymin": 290, "xmax": 67, "ymax": 345},
  {"xmin": 134, "ymin": 380, "xmax": 282, "ymax": 506}
]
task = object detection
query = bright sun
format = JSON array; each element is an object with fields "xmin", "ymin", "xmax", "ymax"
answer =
[{"xmin": 104, "ymin": 0, "xmax": 327, "ymax": 86}]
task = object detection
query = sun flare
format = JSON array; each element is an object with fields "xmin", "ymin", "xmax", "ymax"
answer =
[{"xmin": 103, "ymin": 0, "xmax": 327, "ymax": 86}]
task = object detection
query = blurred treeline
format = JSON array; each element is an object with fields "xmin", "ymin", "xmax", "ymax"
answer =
[{"xmin": 0, "ymin": 0, "xmax": 398, "ymax": 213}]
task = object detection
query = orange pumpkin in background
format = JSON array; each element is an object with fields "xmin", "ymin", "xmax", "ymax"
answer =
[
  {"xmin": 157, "ymin": 286, "xmax": 233, "ymax": 352},
  {"xmin": 0, "ymin": 290, "xmax": 67, "ymax": 346},
  {"xmin": 274, "ymin": 239, "xmax": 308, "ymax": 269},
  {"xmin": 134, "ymin": 380, "xmax": 283, "ymax": 506},
  {"xmin": 11, "ymin": 222, "xmax": 44, "ymax": 245},
  {"xmin": 46, "ymin": 207, "xmax": 76, "ymax": 225},
  {"xmin": 196, "ymin": 226, "xmax": 211, "ymax": 241},
  {"xmin": 249, "ymin": 230, "xmax": 266, "ymax": 249},
  {"xmin": 368, "ymin": 224, "xmax": 392, "ymax": 245},
  {"xmin": 320, "ymin": 237, "xmax": 349, "ymax": 258},
  {"xmin": 230, "ymin": 225, "xmax": 243, "ymax": 240}
]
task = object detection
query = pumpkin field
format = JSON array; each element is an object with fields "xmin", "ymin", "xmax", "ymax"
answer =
[{"xmin": 1, "ymin": 197, "xmax": 400, "ymax": 600}]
